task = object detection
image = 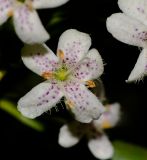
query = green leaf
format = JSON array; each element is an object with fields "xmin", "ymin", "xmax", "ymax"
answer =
[
  {"xmin": 0, "ymin": 70, "xmax": 6, "ymax": 80},
  {"xmin": 113, "ymin": 140, "xmax": 147, "ymax": 160},
  {"xmin": 47, "ymin": 11, "xmax": 65, "ymax": 27},
  {"xmin": 0, "ymin": 99, "xmax": 45, "ymax": 132}
]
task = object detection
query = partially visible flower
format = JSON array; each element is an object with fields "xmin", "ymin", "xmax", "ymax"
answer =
[
  {"xmin": 58, "ymin": 103, "xmax": 121, "ymax": 160},
  {"xmin": 17, "ymin": 29, "xmax": 105, "ymax": 123},
  {"xmin": 106, "ymin": 0, "xmax": 147, "ymax": 82},
  {"xmin": 0, "ymin": 0, "xmax": 69, "ymax": 44}
]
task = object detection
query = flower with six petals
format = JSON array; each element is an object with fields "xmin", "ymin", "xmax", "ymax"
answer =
[
  {"xmin": 58, "ymin": 103, "xmax": 121, "ymax": 160},
  {"xmin": 107, "ymin": 0, "xmax": 147, "ymax": 82},
  {"xmin": 17, "ymin": 29, "xmax": 105, "ymax": 123},
  {"xmin": 0, "ymin": 0, "xmax": 69, "ymax": 44}
]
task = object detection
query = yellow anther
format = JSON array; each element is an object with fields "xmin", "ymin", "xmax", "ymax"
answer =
[
  {"xmin": 86, "ymin": 80, "xmax": 96, "ymax": 88},
  {"xmin": 101, "ymin": 120, "xmax": 111, "ymax": 129},
  {"xmin": 65, "ymin": 100, "xmax": 74, "ymax": 109},
  {"xmin": 58, "ymin": 49, "xmax": 65, "ymax": 60},
  {"xmin": 7, "ymin": 10, "xmax": 13, "ymax": 17},
  {"xmin": 26, "ymin": 1, "xmax": 33, "ymax": 11},
  {"xmin": 42, "ymin": 72, "xmax": 53, "ymax": 79}
]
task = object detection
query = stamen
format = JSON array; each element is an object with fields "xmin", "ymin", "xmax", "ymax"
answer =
[
  {"xmin": 26, "ymin": 1, "xmax": 33, "ymax": 11},
  {"xmin": 57, "ymin": 49, "xmax": 65, "ymax": 60},
  {"xmin": 65, "ymin": 100, "xmax": 74, "ymax": 109},
  {"xmin": 86, "ymin": 80, "xmax": 96, "ymax": 88},
  {"xmin": 7, "ymin": 10, "xmax": 13, "ymax": 17},
  {"xmin": 42, "ymin": 72, "xmax": 53, "ymax": 79},
  {"xmin": 101, "ymin": 120, "xmax": 111, "ymax": 129}
]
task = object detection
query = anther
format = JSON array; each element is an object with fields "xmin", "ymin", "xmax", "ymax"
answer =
[
  {"xmin": 7, "ymin": 10, "xmax": 13, "ymax": 17},
  {"xmin": 65, "ymin": 100, "xmax": 74, "ymax": 109},
  {"xmin": 101, "ymin": 120, "xmax": 111, "ymax": 129},
  {"xmin": 86, "ymin": 80, "xmax": 96, "ymax": 88},
  {"xmin": 57, "ymin": 49, "xmax": 65, "ymax": 60},
  {"xmin": 42, "ymin": 72, "xmax": 53, "ymax": 79}
]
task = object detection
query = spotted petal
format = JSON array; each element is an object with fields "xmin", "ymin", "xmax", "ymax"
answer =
[
  {"xmin": 0, "ymin": 0, "xmax": 13, "ymax": 25},
  {"xmin": 88, "ymin": 134, "xmax": 114, "ymax": 160},
  {"xmin": 17, "ymin": 81, "xmax": 63, "ymax": 118},
  {"xmin": 58, "ymin": 122, "xmax": 83, "ymax": 148},
  {"xmin": 73, "ymin": 49, "xmax": 104, "ymax": 81},
  {"xmin": 93, "ymin": 103, "xmax": 121, "ymax": 129},
  {"xmin": 32, "ymin": 0, "xmax": 69, "ymax": 9},
  {"xmin": 13, "ymin": 5, "xmax": 49, "ymax": 44},
  {"xmin": 107, "ymin": 13, "xmax": 147, "ymax": 48},
  {"xmin": 118, "ymin": 0, "xmax": 147, "ymax": 26},
  {"xmin": 57, "ymin": 29, "xmax": 91, "ymax": 68},
  {"xmin": 21, "ymin": 44, "xmax": 59, "ymax": 76},
  {"xmin": 64, "ymin": 81, "xmax": 105, "ymax": 123},
  {"xmin": 127, "ymin": 48, "xmax": 147, "ymax": 82}
]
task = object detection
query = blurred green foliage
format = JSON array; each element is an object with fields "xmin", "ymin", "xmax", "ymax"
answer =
[
  {"xmin": 0, "ymin": 99, "xmax": 45, "ymax": 132},
  {"xmin": 113, "ymin": 141, "xmax": 147, "ymax": 160}
]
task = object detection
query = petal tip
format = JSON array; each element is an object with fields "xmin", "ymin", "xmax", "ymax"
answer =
[{"xmin": 17, "ymin": 98, "xmax": 36, "ymax": 119}]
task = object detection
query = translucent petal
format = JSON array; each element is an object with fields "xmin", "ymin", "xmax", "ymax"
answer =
[
  {"xmin": 93, "ymin": 103, "xmax": 121, "ymax": 129},
  {"xmin": 118, "ymin": 0, "xmax": 147, "ymax": 26},
  {"xmin": 73, "ymin": 49, "xmax": 104, "ymax": 81},
  {"xmin": 88, "ymin": 134, "xmax": 114, "ymax": 160},
  {"xmin": 64, "ymin": 81, "xmax": 105, "ymax": 123},
  {"xmin": 58, "ymin": 122, "xmax": 83, "ymax": 148},
  {"xmin": 127, "ymin": 48, "xmax": 147, "ymax": 82},
  {"xmin": 107, "ymin": 13, "xmax": 147, "ymax": 47},
  {"xmin": 21, "ymin": 44, "xmax": 59, "ymax": 76},
  {"xmin": 32, "ymin": 0, "xmax": 69, "ymax": 9},
  {"xmin": 13, "ymin": 4, "xmax": 49, "ymax": 44},
  {"xmin": 17, "ymin": 81, "xmax": 63, "ymax": 118},
  {"xmin": 0, "ymin": 0, "xmax": 13, "ymax": 25},
  {"xmin": 57, "ymin": 29, "xmax": 91, "ymax": 68}
]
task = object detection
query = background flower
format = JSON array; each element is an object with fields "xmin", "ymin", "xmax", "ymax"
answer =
[
  {"xmin": 107, "ymin": 0, "xmax": 147, "ymax": 82},
  {"xmin": 58, "ymin": 103, "xmax": 121, "ymax": 160},
  {"xmin": 0, "ymin": 0, "xmax": 69, "ymax": 44}
]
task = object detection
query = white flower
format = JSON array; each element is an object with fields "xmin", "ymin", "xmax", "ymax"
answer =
[
  {"xmin": 106, "ymin": 0, "xmax": 147, "ymax": 82},
  {"xmin": 58, "ymin": 103, "xmax": 121, "ymax": 160},
  {"xmin": 0, "ymin": 0, "xmax": 69, "ymax": 44},
  {"xmin": 17, "ymin": 29, "xmax": 105, "ymax": 123}
]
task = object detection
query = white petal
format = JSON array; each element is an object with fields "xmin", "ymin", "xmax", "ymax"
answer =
[
  {"xmin": 88, "ymin": 134, "xmax": 114, "ymax": 160},
  {"xmin": 73, "ymin": 49, "xmax": 104, "ymax": 81},
  {"xmin": 107, "ymin": 13, "xmax": 147, "ymax": 47},
  {"xmin": 21, "ymin": 44, "xmax": 59, "ymax": 76},
  {"xmin": 58, "ymin": 122, "xmax": 83, "ymax": 148},
  {"xmin": 118, "ymin": 0, "xmax": 147, "ymax": 26},
  {"xmin": 64, "ymin": 81, "xmax": 105, "ymax": 123},
  {"xmin": 13, "ymin": 5, "xmax": 49, "ymax": 44},
  {"xmin": 57, "ymin": 29, "xmax": 91, "ymax": 68},
  {"xmin": 32, "ymin": 0, "xmax": 69, "ymax": 9},
  {"xmin": 93, "ymin": 103, "xmax": 121, "ymax": 129},
  {"xmin": 17, "ymin": 81, "xmax": 63, "ymax": 118},
  {"xmin": 127, "ymin": 48, "xmax": 147, "ymax": 82},
  {"xmin": 0, "ymin": 0, "xmax": 13, "ymax": 25}
]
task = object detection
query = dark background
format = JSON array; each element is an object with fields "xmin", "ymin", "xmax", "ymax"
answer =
[{"xmin": 0, "ymin": 0, "xmax": 147, "ymax": 159}]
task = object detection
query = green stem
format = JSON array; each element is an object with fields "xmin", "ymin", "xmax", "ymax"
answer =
[{"xmin": 0, "ymin": 99, "xmax": 45, "ymax": 132}]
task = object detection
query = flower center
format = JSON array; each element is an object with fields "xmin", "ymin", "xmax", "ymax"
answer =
[
  {"xmin": 17, "ymin": 0, "xmax": 25, "ymax": 2},
  {"xmin": 54, "ymin": 67, "xmax": 69, "ymax": 81}
]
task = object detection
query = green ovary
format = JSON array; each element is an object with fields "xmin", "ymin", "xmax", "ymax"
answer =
[
  {"xmin": 54, "ymin": 67, "xmax": 69, "ymax": 81},
  {"xmin": 17, "ymin": 0, "xmax": 25, "ymax": 3}
]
